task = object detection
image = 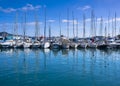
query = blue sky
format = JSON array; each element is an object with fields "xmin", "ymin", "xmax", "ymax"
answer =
[{"xmin": 0, "ymin": 0, "xmax": 120, "ymax": 37}]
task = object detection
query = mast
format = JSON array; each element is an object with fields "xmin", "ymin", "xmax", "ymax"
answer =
[
  {"xmin": 67, "ymin": 8, "xmax": 69, "ymax": 38},
  {"xmin": 91, "ymin": 10, "xmax": 94, "ymax": 37},
  {"xmin": 23, "ymin": 12, "xmax": 26, "ymax": 40},
  {"xmin": 93, "ymin": 15, "xmax": 96, "ymax": 37},
  {"xmin": 14, "ymin": 12, "xmax": 18, "ymax": 39},
  {"xmin": 95, "ymin": 17, "xmax": 97, "ymax": 37},
  {"xmin": 59, "ymin": 13, "xmax": 61, "ymax": 37},
  {"xmin": 83, "ymin": 13, "xmax": 86, "ymax": 38},
  {"xmin": 115, "ymin": 12, "xmax": 116, "ymax": 37},
  {"xmin": 112, "ymin": 18, "xmax": 114, "ymax": 37},
  {"xmin": 108, "ymin": 11, "xmax": 110, "ymax": 36},
  {"xmin": 100, "ymin": 16, "xmax": 103, "ymax": 36},
  {"xmin": 44, "ymin": 6, "xmax": 46, "ymax": 40},
  {"xmin": 105, "ymin": 23, "xmax": 107, "ymax": 37},
  {"xmin": 49, "ymin": 22, "xmax": 51, "ymax": 40},
  {"xmin": 76, "ymin": 18, "xmax": 78, "ymax": 38},
  {"xmin": 34, "ymin": 11, "xmax": 39, "ymax": 40},
  {"xmin": 72, "ymin": 11, "xmax": 75, "ymax": 38}
]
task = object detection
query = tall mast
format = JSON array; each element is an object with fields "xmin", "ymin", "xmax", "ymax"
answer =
[
  {"xmin": 105, "ymin": 23, "xmax": 107, "ymax": 37},
  {"xmin": 76, "ymin": 18, "xmax": 78, "ymax": 38},
  {"xmin": 100, "ymin": 16, "xmax": 103, "ymax": 36},
  {"xmin": 23, "ymin": 12, "xmax": 26, "ymax": 40},
  {"xmin": 72, "ymin": 11, "xmax": 75, "ymax": 38},
  {"xmin": 67, "ymin": 8, "xmax": 69, "ymax": 38},
  {"xmin": 49, "ymin": 22, "xmax": 51, "ymax": 39},
  {"xmin": 91, "ymin": 10, "xmax": 94, "ymax": 37},
  {"xmin": 112, "ymin": 18, "xmax": 114, "ymax": 37},
  {"xmin": 14, "ymin": 12, "xmax": 18, "ymax": 38},
  {"xmin": 95, "ymin": 17, "xmax": 97, "ymax": 37},
  {"xmin": 115, "ymin": 12, "xmax": 116, "ymax": 37},
  {"xmin": 93, "ymin": 15, "xmax": 96, "ymax": 37},
  {"xmin": 44, "ymin": 6, "xmax": 46, "ymax": 39},
  {"xmin": 108, "ymin": 11, "xmax": 110, "ymax": 36},
  {"xmin": 34, "ymin": 11, "xmax": 39, "ymax": 40},
  {"xmin": 59, "ymin": 13, "xmax": 61, "ymax": 37},
  {"xmin": 83, "ymin": 13, "xmax": 85, "ymax": 38}
]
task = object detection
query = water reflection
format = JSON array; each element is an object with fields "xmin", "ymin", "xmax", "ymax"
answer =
[
  {"xmin": 0, "ymin": 48, "xmax": 120, "ymax": 86},
  {"xmin": 61, "ymin": 49, "xmax": 69, "ymax": 56},
  {"xmin": 52, "ymin": 49, "xmax": 60, "ymax": 57}
]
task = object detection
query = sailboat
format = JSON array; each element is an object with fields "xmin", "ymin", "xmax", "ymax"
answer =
[
  {"xmin": 23, "ymin": 12, "xmax": 32, "ymax": 48},
  {"xmin": 1, "ymin": 40, "xmax": 15, "ymax": 48},
  {"xmin": 1, "ymin": 24, "xmax": 15, "ymax": 48},
  {"xmin": 106, "ymin": 12, "xmax": 120, "ymax": 49},
  {"xmin": 61, "ymin": 9, "xmax": 70, "ymax": 49},
  {"xmin": 78, "ymin": 13, "xmax": 87, "ymax": 48},
  {"xmin": 88, "ymin": 10, "xmax": 97, "ymax": 48},
  {"xmin": 32, "ymin": 11, "xmax": 40, "ymax": 48},
  {"xmin": 13, "ymin": 12, "xmax": 24, "ymax": 48},
  {"xmin": 97, "ymin": 23, "xmax": 108, "ymax": 49},
  {"xmin": 70, "ymin": 11, "xmax": 78, "ymax": 49},
  {"xmin": 41, "ymin": 7, "xmax": 50, "ymax": 49},
  {"xmin": 49, "ymin": 20, "xmax": 61, "ymax": 49}
]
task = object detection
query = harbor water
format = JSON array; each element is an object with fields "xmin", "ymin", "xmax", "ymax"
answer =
[{"xmin": 0, "ymin": 49, "xmax": 120, "ymax": 86}]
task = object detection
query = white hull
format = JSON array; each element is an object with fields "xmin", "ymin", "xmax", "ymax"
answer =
[
  {"xmin": 78, "ymin": 43, "xmax": 87, "ymax": 48},
  {"xmin": 41, "ymin": 42, "xmax": 50, "ymax": 49},
  {"xmin": 23, "ymin": 42, "xmax": 32, "ymax": 48},
  {"xmin": 70, "ymin": 43, "xmax": 78, "ymax": 49},
  {"xmin": 1, "ymin": 40, "xmax": 15, "ymax": 48},
  {"xmin": 14, "ymin": 42, "xmax": 23, "ymax": 48},
  {"xmin": 32, "ymin": 43, "xmax": 40, "ymax": 48},
  {"xmin": 107, "ymin": 43, "xmax": 120, "ymax": 48}
]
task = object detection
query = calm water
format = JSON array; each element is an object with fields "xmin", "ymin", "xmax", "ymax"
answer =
[{"xmin": 0, "ymin": 48, "xmax": 120, "ymax": 86}]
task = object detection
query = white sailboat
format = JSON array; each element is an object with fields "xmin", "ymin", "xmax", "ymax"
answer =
[
  {"xmin": 41, "ymin": 41, "xmax": 50, "ymax": 49},
  {"xmin": 32, "ymin": 11, "xmax": 40, "ymax": 48},
  {"xmin": 1, "ymin": 40, "xmax": 15, "ymax": 48},
  {"xmin": 70, "ymin": 42, "xmax": 78, "ymax": 49},
  {"xmin": 78, "ymin": 13, "xmax": 87, "ymax": 49},
  {"xmin": 61, "ymin": 36, "xmax": 70, "ymax": 49},
  {"xmin": 23, "ymin": 38, "xmax": 32, "ymax": 48},
  {"xmin": 41, "ymin": 7, "xmax": 50, "ymax": 49},
  {"xmin": 14, "ymin": 39, "xmax": 23, "ymax": 48},
  {"xmin": 88, "ymin": 10, "xmax": 97, "ymax": 48},
  {"xmin": 32, "ymin": 40, "xmax": 40, "ymax": 48}
]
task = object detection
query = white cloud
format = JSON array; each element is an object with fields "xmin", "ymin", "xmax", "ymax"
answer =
[
  {"xmin": 85, "ymin": 18, "xmax": 91, "ymax": 22},
  {"xmin": 83, "ymin": 17, "xmax": 120, "ymax": 25},
  {"xmin": 0, "ymin": 7, "xmax": 16, "ymax": 13},
  {"xmin": 20, "ymin": 4, "xmax": 41, "ymax": 11},
  {"xmin": 0, "ymin": 22, "xmax": 43, "ymax": 26},
  {"xmin": 62, "ymin": 19, "xmax": 78, "ymax": 24},
  {"xmin": 109, "ymin": 18, "xmax": 120, "ymax": 23},
  {"xmin": 77, "ymin": 5, "xmax": 91, "ymax": 11},
  {"xmin": 47, "ymin": 20, "xmax": 55, "ymax": 23},
  {"xmin": 0, "ymin": 4, "xmax": 41, "ymax": 13},
  {"xmin": 27, "ymin": 22, "xmax": 43, "ymax": 25}
]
